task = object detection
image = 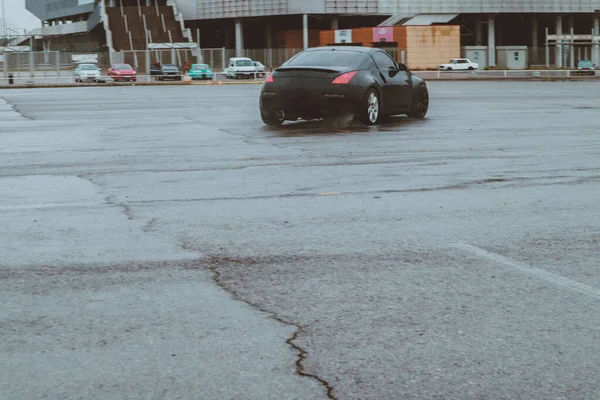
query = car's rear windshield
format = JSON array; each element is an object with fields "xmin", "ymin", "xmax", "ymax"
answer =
[
  {"xmin": 578, "ymin": 60, "xmax": 593, "ymax": 68},
  {"xmin": 285, "ymin": 50, "xmax": 365, "ymax": 68},
  {"xmin": 193, "ymin": 64, "xmax": 209, "ymax": 69}
]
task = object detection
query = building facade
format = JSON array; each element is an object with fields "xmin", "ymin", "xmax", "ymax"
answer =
[
  {"xmin": 174, "ymin": 0, "xmax": 600, "ymax": 20},
  {"xmin": 26, "ymin": 0, "xmax": 96, "ymax": 23},
  {"xmin": 24, "ymin": 0, "xmax": 600, "ymax": 68}
]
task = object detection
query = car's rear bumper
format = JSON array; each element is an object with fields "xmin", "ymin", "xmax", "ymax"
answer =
[{"xmin": 260, "ymin": 87, "xmax": 363, "ymax": 119}]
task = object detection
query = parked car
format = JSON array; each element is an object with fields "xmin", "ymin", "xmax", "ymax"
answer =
[
  {"xmin": 226, "ymin": 57, "xmax": 256, "ymax": 79},
  {"xmin": 188, "ymin": 64, "xmax": 213, "ymax": 80},
  {"xmin": 74, "ymin": 63, "xmax": 101, "ymax": 82},
  {"xmin": 573, "ymin": 60, "xmax": 596, "ymax": 76},
  {"xmin": 150, "ymin": 63, "xmax": 182, "ymax": 81},
  {"xmin": 259, "ymin": 46, "xmax": 429, "ymax": 126},
  {"xmin": 108, "ymin": 64, "xmax": 137, "ymax": 81},
  {"xmin": 253, "ymin": 61, "xmax": 266, "ymax": 78},
  {"xmin": 439, "ymin": 58, "xmax": 479, "ymax": 71}
]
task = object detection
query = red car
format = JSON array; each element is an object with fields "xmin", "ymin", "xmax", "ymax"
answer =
[{"xmin": 108, "ymin": 64, "xmax": 137, "ymax": 82}]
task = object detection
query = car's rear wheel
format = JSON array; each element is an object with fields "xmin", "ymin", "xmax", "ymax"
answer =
[
  {"xmin": 361, "ymin": 89, "xmax": 380, "ymax": 126},
  {"xmin": 408, "ymin": 84, "xmax": 429, "ymax": 119},
  {"xmin": 261, "ymin": 108, "xmax": 285, "ymax": 127},
  {"xmin": 468, "ymin": 67, "xmax": 474, "ymax": 70}
]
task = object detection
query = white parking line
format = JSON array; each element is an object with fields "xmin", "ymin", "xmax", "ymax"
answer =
[{"xmin": 452, "ymin": 243, "xmax": 600, "ymax": 300}]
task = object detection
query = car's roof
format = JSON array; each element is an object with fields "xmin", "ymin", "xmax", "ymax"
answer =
[
  {"xmin": 305, "ymin": 46, "xmax": 380, "ymax": 54},
  {"xmin": 231, "ymin": 57, "xmax": 252, "ymax": 60}
]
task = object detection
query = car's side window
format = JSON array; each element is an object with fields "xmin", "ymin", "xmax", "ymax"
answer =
[{"xmin": 372, "ymin": 52, "xmax": 396, "ymax": 70}]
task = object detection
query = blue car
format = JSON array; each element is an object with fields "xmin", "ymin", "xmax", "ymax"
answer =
[{"xmin": 189, "ymin": 64, "xmax": 213, "ymax": 80}]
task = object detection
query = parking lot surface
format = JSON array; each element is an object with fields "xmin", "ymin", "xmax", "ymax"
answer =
[{"xmin": 1, "ymin": 81, "xmax": 600, "ymax": 399}]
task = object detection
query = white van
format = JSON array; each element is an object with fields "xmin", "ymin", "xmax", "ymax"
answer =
[{"xmin": 226, "ymin": 57, "xmax": 256, "ymax": 79}]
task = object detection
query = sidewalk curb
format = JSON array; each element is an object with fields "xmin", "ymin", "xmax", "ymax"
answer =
[{"xmin": 0, "ymin": 77, "xmax": 597, "ymax": 89}]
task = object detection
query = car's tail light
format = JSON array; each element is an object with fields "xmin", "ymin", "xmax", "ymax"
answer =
[
  {"xmin": 331, "ymin": 71, "xmax": 357, "ymax": 84},
  {"xmin": 265, "ymin": 73, "xmax": 274, "ymax": 83}
]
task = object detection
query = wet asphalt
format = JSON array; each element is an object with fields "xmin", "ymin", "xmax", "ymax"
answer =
[{"xmin": 1, "ymin": 81, "xmax": 600, "ymax": 400}]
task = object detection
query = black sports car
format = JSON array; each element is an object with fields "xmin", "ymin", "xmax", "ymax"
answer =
[{"xmin": 259, "ymin": 46, "xmax": 429, "ymax": 126}]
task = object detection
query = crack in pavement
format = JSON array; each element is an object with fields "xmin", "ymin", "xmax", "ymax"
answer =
[
  {"xmin": 184, "ymin": 253, "xmax": 337, "ymax": 400},
  {"xmin": 1, "ymin": 97, "xmax": 35, "ymax": 120},
  {"xmin": 105, "ymin": 195, "xmax": 134, "ymax": 220}
]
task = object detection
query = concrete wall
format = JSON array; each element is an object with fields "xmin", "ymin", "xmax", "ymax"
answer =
[
  {"xmin": 405, "ymin": 25, "xmax": 460, "ymax": 70},
  {"xmin": 26, "ymin": 0, "xmax": 96, "ymax": 21},
  {"xmin": 319, "ymin": 25, "xmax": 461, "ymax": 69},
  {"xmin": 277, "ymin": 30, "xmax": 321, "ymax": 48},
  {"xmin": 319, "ymin": 26, "xmax": 406, "ymax": 47},
  {"xmin": 175, "ymin": 0, "xmax": 199, "ymax": 20},
  {"xmin": 189, "ymin": 0, "xmax": 600, "ymax": 20},
  {"xmin": 378, "ymin": 0, "xmax": 600, "ymax": 13}
]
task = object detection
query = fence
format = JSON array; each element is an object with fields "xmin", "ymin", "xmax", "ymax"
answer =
[
  {"xmin": 1, "ymin": 48, "xmax": 597, "ymax": 86},
  {"xmin": 114, "ymin": 48, "xmax": 305, "ymax": 74},
  {"xmin": 414, "ymin": 69, "xmax": 597, "ymax": 80}
]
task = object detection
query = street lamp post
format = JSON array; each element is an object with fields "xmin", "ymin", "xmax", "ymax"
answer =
[{"xmin": 1, "ymin": 0, "xmax": 6, "ymax": 40}]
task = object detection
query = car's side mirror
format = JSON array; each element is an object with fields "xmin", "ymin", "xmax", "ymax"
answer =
[
  {"xmin": 398, "ymin": 63, "xmax": 408, "ymax": 72},
  {"xmin": 388, "ymin": 65, "xmax": 398, "ymax": 77}
]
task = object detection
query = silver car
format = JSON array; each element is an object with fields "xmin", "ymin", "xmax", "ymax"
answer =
[{"xmin": 74, "ymin": 64, "xmax": 101, "ymax": 82}]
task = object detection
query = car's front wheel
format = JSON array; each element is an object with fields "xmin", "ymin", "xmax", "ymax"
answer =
[
  {"xmin": 360, "ymin": 89, "xmax": 380, "ymax": 126},
  {"xmin": 408, "ymin": 84, "xmax": 429, "ymax": 119}
]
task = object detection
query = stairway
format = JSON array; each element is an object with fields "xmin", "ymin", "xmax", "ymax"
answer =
[{"xmin": 106, "ymin": 5, "xmax": 187, "ymax": 52}]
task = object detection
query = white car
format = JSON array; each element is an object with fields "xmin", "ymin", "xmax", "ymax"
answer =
[
  {"xmin": 74, "ymin": 63, "xmax": 102, "ymax": 82},
  {"xmin": 226, "ymin": 57, "xmax": 257, "ymax": 79},
  {"xmin": 253, "ymin": 61, "xmax": 266, "ymax": 78},
  {"xmin": 439, "ymin": 58, "xmax": 479, "ymax": 71}
]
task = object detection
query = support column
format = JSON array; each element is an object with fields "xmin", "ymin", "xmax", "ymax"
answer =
[
  {"xmin": 555, "ymin": 15, "xmax": 562, "ymax": 68},
  {"xmin": 488, "ymin": 15, "xmax": 496, "ymax": 68},
  {"xmin": 570, "ymin": 27, "xmax": 575, "ymax": 68},
  {"xmin": 531, "ymin": 16, "xmax": 538, "ymax": 65},
  {"xmin": 303, "ymin": 14, "xmax": 309, "ymax": 50},
  {"xmin": 235, "ymin": 19, "xmax": 244, "ymax": 57},
  {"xmin": 475, "ymin": 16, "xmax": 482, "ymax": 45},
  {"xmin": 568, "ymin": 16, "xmax": 575, "ymax": 68},
  {"xmin": 265, "ymin": 22, "xmax": 273, "ymax": 69},
  {"xmin": 331, "ymin": 17, "xmax": 338, "ymax": 30},
  {"xmin": 594, "ymin": 17, "xmax": 600, "ymax": 67},
  {"xmin": 146, "ymin": 0, "xmax": 151, "ymax": 6}
]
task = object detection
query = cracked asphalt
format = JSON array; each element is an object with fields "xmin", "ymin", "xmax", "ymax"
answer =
[{"xmin": 1, "ymin": 81, "xmax": 600, "ymax": 400}]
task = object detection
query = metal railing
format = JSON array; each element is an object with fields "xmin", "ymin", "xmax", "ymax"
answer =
[
  {"xmin": 2, "ymin": 69, "xmax": 598, "ymax": 87},
  {"xmin": 414, "ymin": 69, "xmax": 598, "ymax": 80},
  {"xmin": 2, "ymin": 49, "xmax": 598, "ymax": 87}
]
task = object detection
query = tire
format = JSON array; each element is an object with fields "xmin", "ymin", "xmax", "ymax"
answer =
[
  {"xmin": 468, "ymin": 67, "xmax": 474, "ymax": 71},
  {"xmin": 408, "ymin": 84, "xmax": 429, "ymax": 119},
  {"xmin": 446, "ymin": 67, "xmax": 453, "ymax": 71},
  {"xmin": 360, "ymin": 89, "xmax": 381, "ymax": 126},
  {"xmin": 261, "ymin": 108, "xmax": 285, "ymax": 127}
]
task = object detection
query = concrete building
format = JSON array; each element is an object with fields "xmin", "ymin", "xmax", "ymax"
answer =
[{"xmin": 24, "ymin": 0, "xmax": 600, "ymax": 68}]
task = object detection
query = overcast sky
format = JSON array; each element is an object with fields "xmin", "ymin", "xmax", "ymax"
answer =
[{"xmin": 4, "ymin": 0, "xmax": 40, "ymax": 31}]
